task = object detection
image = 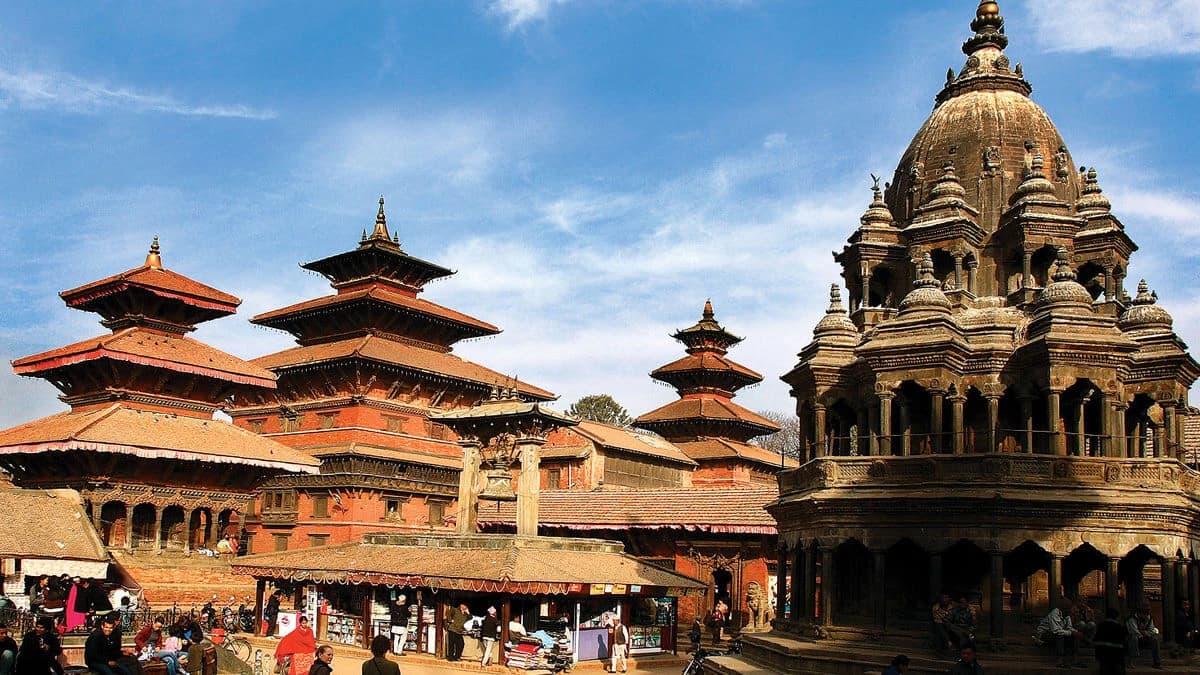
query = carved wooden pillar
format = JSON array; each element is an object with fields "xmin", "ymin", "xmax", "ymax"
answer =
[
  {"xmin": 1047, "ymin": 389, "xmax": 1065, "ymax": 456},
  {"xmin": 873, "ymin": 550, "xmax": 887, "ymax": 630},
  {"xmin": 812, "ymin": 404, "xmax": 827, "ymax": 458},
  {"xmin": 124, "ymin": 504, "xmax": 133, "ymax": 551},
  {"xmin": 1163, "ymin": 404, "xmax": 1177, "ymax": 459},
  {"xmin": 1114, "ymin": 402, "xmax": 1130, "ymax": 458},
  {"xmin": 1163, "ymin": 559, "xmax": 1177, "ymax": 646},
  {"xmin": 90, "ymin": 503, "xmax": 103, "ymax": 543},
  {"xmin": 456, "ymin": 440, "xmax": 482, "ymax": 534},
  {"xmin": 1097, "ymin": 391, "xmax": 1114, "ymax": 457},
  {"xmin": 878, "ymin": 393, "xmax": 894, "ymax": 456},
  {"xmin": 966, "ymin": 259, "xmax": 978, "ymax": 295},
  {"xmin": 1049, "ymin": 555, "xmax": 1063, "ymax": 610},
  {"xmin": 775, "ymin": 546, "xmax": 788, "ymax": 622},
  {"xmin": 1154, "ymin": 421, "xmax": 1166, "ymax": 460},
  {"xmin": 898, "ymin": 398, "xmax": 911, "ymax": 456},
  {"xmin": 1019, "ymin": 394, "xmax": 1035, "ymax": 454},
  {"xmin": 184, "ymin": 509, "xmax": 195, "ymax": 554},
  {"xmin": 929, "ymin": 553, "xmax": 943, "ymax": 602},
  {"xmin": 1102, "ymin": 265, "xmax": 1114, "ymax": 301},
  {"xmin": 1105, "ymin": 557, "xmax": 1121, "ymax": 615},
  {"xmin": 950, "ymin": 394, "xmax": 966, "ymax": 455},
  {"xmin": 930, "ymin": 389, "xmax": 945, "ymax": 455},
  {"xmin": 152, "ymin": 506, "xmax": 163, "ymax": 553},
  {"xmin": 985, "ymin": 395, "xmax": 1000, "ymax": 453},
  {"xmin": 952, "ymin": 253, "xmax": 964, "ymax": 290},
  {"xmin": 819, "ymin": 547, "xmax": 834, "ymax": 626},
  {"xmin": 1075, "ymin": 397, "xmax": 1087, "ymax": 456},
  {"xmin": 989, "ymin": 553, "xmax": 1005, "ymax": 638}
]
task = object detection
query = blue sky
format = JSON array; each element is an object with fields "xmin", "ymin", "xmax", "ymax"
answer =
[{"xmin": 1, "ymin": 0, "xmax": 1198, "ymax": 428}]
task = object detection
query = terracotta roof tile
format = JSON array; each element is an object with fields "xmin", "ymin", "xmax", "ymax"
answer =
[
  {"xmin": 232, "ymin": 533, "xmax": 706, "ymax": 594},
  {"xmin": 0, "ymin": 488, "xmax": 108, "ymax": 562},
  {"xmin": 252, "ymin": 288, "xmax": 499, "ymax": 338},
  {"xmin": 62, "ymin": 265, "xmax": 240, "ymax": 312},
  {"xmin": 307, "ymin": 442, "xmax": 462, "ymax": 469},
  {"xmin": 477, "ymin": 487, "xmax": 778, "ymax": 533},
  {"xmin": 650, "ymin": 353, "xmax": 763, "ymax": 382},
  {"xmin": 253, "ymin": 335, "xmax": 555, "ymax": 400},
  {"xmin": 12, "ymin": 327, "xmax": 277, "ymax": 387},
  {"xmin": 673, "ymin": 438, "xmax": 799, "ymax": 468},
  {"xmin": 569, "ymin": 421, "xmax": 697, "ymax": 466},
  {"xmin": 0, "ymin": 404, "xmax": 319, "ymax": 471},
  {"xmin": 635, "ymin": 397, "xmax": 781, "ymax": 433}
]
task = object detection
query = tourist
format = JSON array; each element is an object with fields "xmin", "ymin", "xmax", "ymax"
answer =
[
  {"xmin": 362, "ymin": 637, "xmax": 398, "ymax": 675},
  {"xmin": 1174, "ymin": 599, "xmax": 1198, "ymax": 648},
  {"xmin": 264, "ymin": 590, "xmax": 282, "ymax": 638},
  {"xmin": 0, "ymin": 623, "xmax": 18, "ymax": 675},
  {"xmin": 134, "ymin": 615, "xmax": 183, "ymax": 675},
  {"xmin": 389, "ymin": 594, "xmax": 410, "ymax": 656},
  {"xmin": 1070, "ymin": 598, "xmax": 1096, "ymax": 645},
  {"xmin": 1033, "ymin": 598, "xmax": 1083, "ymax": 668},
  {"xmin": 479, "ymin": 607, "xmax": 499, "ymax": 667},
  {"xmin": 687, "ymin": 618, "xmax": 702, "ymax": 654},
  {"xmin": 442, "ymin": 603, "xmax": 468, "ymax": 662},
  {"xmin": 16, "ymin": 617, "xmax": 62, "ymax": 675},
  {"xmin": 930, "ymin": 593, "xmax": 954, "ymax": 653},
  {"xmin": 1125, "ymin": 604, "xmax": 1161, "ymax": 669},
  {"xmin": 84, "ymin": 615, "xmax": 132, "ymax": 675},
  {"xmin": 946, "ymin": 643, "xmax": 983, "ymax": 675},
  {"xmin": 881, "ymin": 654, "xmax": 909, "ymax": 675},
  {"xmin": 1093, "ymin": 608, "xmax": 1128, "ymax": 675},
  {"xmin": 275, "ymin": 616, "xmax": 316, "ymax": 675},
  {"xmin": 184, "ymin": 625, "xmax": 212, "ymax": 675},
  {"xmin": 609, "ymin": 616, "xmax": 628, "ymax": 674},
  {"xmin": 944, "ymin": 597, "xmax": 976, "ymax": 650},
  {"xmin": 706, "ymin": 600, "xmax": 727, "ymax": 644},
  {"xmin": 309, "ymin": 646, "xmax": 333, "ymax": 675}
]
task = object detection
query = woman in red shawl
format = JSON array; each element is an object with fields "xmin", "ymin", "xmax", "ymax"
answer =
[
  {"xmin": 274, "ymin": 615, "xmax": 316, "ymax": 675},
  {"xmin": 64, "ymin": 578, "xmax": 88, "ymax": 632}
]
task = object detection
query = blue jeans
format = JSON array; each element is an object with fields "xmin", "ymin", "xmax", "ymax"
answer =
[
  {"xmin": 148, "ymin": 651, "xmax": 183, "ymax": 675},
  {"xmin": 88, "ymin": 662, "xmax": 134, "ymax": 675}
]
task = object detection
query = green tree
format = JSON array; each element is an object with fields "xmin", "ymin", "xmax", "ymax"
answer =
[{"xmin": 568, "ymin": 394, "xmax": 632, "ymax": 427}]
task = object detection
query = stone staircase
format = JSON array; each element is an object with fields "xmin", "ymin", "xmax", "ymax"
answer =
[{"xmin": 704, "ymin": 629, "xmax": 1198, "ymax": 675}]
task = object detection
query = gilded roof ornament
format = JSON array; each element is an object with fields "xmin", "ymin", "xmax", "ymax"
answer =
[
  {"xmin": 145, "ymin": 235, "xmax": 163, "ymax": 270},
  {"xmin": 369, "ymin": 195, "xmax": 392, "ymax": 241}
]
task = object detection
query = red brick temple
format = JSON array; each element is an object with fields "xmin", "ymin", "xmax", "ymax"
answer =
[
  {"xmin": 0, "ymin": 238, "xmax": 318, "ymax": 602},
  {"xmin": 229, "ymin": 198, "xmax": 553, "ymax": 552}
]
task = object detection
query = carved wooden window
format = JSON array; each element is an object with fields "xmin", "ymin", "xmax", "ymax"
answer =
[
  {"xmin": 384, "ymin": 499, "xmax": 405, "ymax": 521},
  {"xmin": 546, "ymin": 468, "xmax": 561, "ymax": 489},
  {"xmin": 427, "ymin": 500, "xmax": 445, "ymax": 526},
  {"xmin": 603, "ymin": 455, "xmax": 684, "ymax": 488},
  {"xmin": 308, "ymin": 534, "xmax": 330, "ymax": 547},
  {"xmin": 311, "ymin": 495, "xmax": 329, "ymax": 519},
  {"xmin": 272, "ymin": 534, "xmax": 290, "ymax": 552},
  {"xmin": 425, "ymin": 420, "xmax": 450, "ymax": 440},
  {"xmin": 248, "ymin": 419, "xmax": 266, "ymax": 434}
]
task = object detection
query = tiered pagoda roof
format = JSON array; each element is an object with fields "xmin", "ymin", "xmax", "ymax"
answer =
[{"xmin": 635, "ymin": 301, "xmax": 783, "ymax": 467}]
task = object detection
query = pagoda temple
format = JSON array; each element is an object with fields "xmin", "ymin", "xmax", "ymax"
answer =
[
  {"xmin": 229, "ymin": 198, "xmax": 555, "ymax": 552},
  {"xmin": 748, "ymin": 2, "xmax": 1200, "ymax": 671},
  {"xmin": 635, "ymin": 300, "xmax": 788, "ymax": 485},
  {"xmin": 0, "ymin": 238, "xmax": 318, "ymax": 587}
]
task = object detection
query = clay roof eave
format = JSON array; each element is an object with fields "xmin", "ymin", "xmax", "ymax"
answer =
[
  {"xmin": 61, "ymin": 266, "xmax": 241, "ymax": 313},
  {"xmin": 251, "ymin": 288, "xmax": 500, "ymax": 338},
  {"xmin": 0, "ymin": 488, "xmax": 109, "ymax": 562}
]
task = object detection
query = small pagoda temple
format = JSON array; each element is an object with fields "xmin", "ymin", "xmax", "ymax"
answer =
[
  {"xmin": 0, "ymin": 239, "xmax": 318, "ymax": 560},
  {"xmin": 747, "ymin": 2, "xmax": 1200, "ymax": 671},
  {"xmin": 635, "ymin": 300, "xmax": 787, "ymax": 485},
  {"xmin": 230, "ymin": 198, "xmax": 555, "ymax": 552}
]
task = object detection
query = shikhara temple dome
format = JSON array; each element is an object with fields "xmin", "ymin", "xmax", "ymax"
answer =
[{"xmin": 885, "ymin": 0, "xmax": 1081, "ymax": 227}]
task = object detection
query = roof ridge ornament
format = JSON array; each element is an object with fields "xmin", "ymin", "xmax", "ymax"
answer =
[
  {"xmin": 145, "ymin": 235, "xmax": 163, "ymax": 270},
  {"xmin": 1051, "ymin": 248, "xmax": 1077, "ymax": 283},
  {"xmin": 964, "ymin": 1, "xmax": 1008, "ymax": 55},
  {"xmin": 1076, "ymin": 166, "xmax": 1113, "ymax": 214},
  {"xmin": 702, "ymin": 299, "xmax": 714, "ymax": 321},
  {"xmin": 369, "ymin": 195, "xmax": 392, "ymax": 242}
]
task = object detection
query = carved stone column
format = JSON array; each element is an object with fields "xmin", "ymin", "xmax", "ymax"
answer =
[
  {"xmin": 1176, "ymin": 402, "xmax": 1188, "ymax": 463},
  {"xmin": 878, "ymin": 392, "xmax": 894, "ymax": 456},
  {"xmin": 985, "ymin": 394, "xmax": 1000, "ymax": 453},
  {"xmin": 966, "ymin": 258, "xmax": 978, "ymax": 295},
  {"xmin": 1114, "ymin": 402, "xmax": 1129, "ymax": 458},
  {"xmin": 930, "ymin": 389, "xmax": 945, "ymax": 455},
  {"xmin": 516, "ymin": 436, "xmax": 544, "ymax": 537},
  {"xmin": 152, "ymin": 506, "xmax": 163, "ymax": 553},
  {"xmin": 1075, "ymin": 397, "xmax": 1087, "ymax": 456},
  {"xmin": 1047, "ymin": 389, "xmax": 1065, "ymax": 456},
  {"xmin": 813, "ymin": 404, "xmax": 827, "ymax": 458},
  {"xmin": 775, "ymin": 545, "xmax": 789, "ymax": 622},
  {"xmin": 1102, "ymin": 265, "xmax": 1114, "ymax": 301},
  {"xmin": 804, "ymin": 545, "xmax": 818, "ymax": 622},
  {"xmin": 873, "ymin": 550, "xmax": 887, "ymax": 630},
  {"xmin": 1154, "ymin": 421, "xmax": 1166, "ymax": 460},
  {"xmin": 1019, "ymin": 394, "xmax": 1035, "ymax": 454},
  {"xmin": 952, "ymin": 253, "xmax": 964, "ymax": 290},
  {"xmin": 1163, "ymin": 404, "xmax": 1177, "ymax": 459},
  {"xmin": 819, "ymin": 547, "xmax": 834, "ymax": 626},
  {"xmin": 950, "ymin": 394, "xmax": 966, "ymax": 455},
  {"xmin": 1049, "ymin": 555, "xmax": 1063, "ymax": 609},
  {"xmin": 1105, "ymin": 557, "xmax": 1121, "ymax": 615},
  {"xmin": 898, "ymin": 398, "xmax": 911, "ymax": 456},
  {"xmin": 1163, "ymin": 559, "xmax": 1177, "ymax": 646},
  {"xmin": 1022, "ymin": 250, "xmax": 1033, "ymax": 289},
  {"xmin": 456, "ymin": 440, "xmax": 482, "ymax": 534},
  {"xmin": 989, "ymin": 553, "xmax": 1005, "ymax": 638}
]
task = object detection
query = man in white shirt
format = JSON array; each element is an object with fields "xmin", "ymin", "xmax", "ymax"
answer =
[
  {"xmin": 1034, "ymin": 599, "xmax": 1083, "ymax": 668},
  {"xmin": 609, "ymin": 617, "xmax": 629, "ymax": 674}
]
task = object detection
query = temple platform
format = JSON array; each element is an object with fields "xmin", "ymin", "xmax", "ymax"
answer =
[{"xmin": 705, "ymin": 630, "xmax": 1198, "ymax": 674}]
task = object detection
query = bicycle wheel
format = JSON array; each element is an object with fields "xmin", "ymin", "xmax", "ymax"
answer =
[{"xmin": 228, "ymin": 637, "xmax": 252, "ymax": 662}]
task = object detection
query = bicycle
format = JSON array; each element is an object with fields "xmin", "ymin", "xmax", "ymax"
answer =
[{"xmin": 215, "ymin": 632, "xmax": 252, "ymax": 662}]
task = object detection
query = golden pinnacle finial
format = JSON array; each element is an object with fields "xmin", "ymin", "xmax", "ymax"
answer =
[
  {"xmin": 145, "ymin": 235, "xmax": 163, "ymax": 270},
  {"xmin": 369, "ymin": 194, "xmax": 391, "ymax": 241},
  {"xmin": 703, "ymin": 299, "xmax": 714, "ymax": 321}
]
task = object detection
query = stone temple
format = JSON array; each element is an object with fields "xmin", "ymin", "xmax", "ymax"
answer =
[{"xmin": 751, "ymin": 1, "xmax": 1200, "ymax": 671}]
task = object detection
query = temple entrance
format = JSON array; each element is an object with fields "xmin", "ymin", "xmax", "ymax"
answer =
[
  {"xmin": 189, "ymin": 508, "xmax": 213, "ymax": 549},
  {"xmin": 1119, "ymin": 545, "xmax": 1160, "ymax": 609},
  {"xmin": 885, "ymin": 539, "xmax": 928, "ymax": 628},
  {"xmin": 713, "ymin": 568, "xmax": 732, "ymax": 612},
  {"xmin": 1004, "ymin": 541, "xmax": 1051, "ymax": 631},
  {"xmin": 1063, "ymin": 543, "xmax": 1108, "ymax": 608},
  {"xmin": 941, "ymin": 540, "xmax": 988, "ymax": 603},
  {"xmin": 160, "ymin": 505, "xmax": 186, "ymax": 551},
  {"xmin": 131, "ymin": 503, "xmax": 156, "ymax": 549},
  {"xmin": 832, "ymin": 539, "xmax": 872, "ymax": 625},
  {"xmin": 100, "ymin": 501, "xmax": 127, "ymax": 548}
]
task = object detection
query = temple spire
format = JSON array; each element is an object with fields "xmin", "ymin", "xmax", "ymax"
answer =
[
  {"xmin": 702, "ymin": 298, "xmax": 714, "ymax": 321},
  {"xmin": 368, "ymin": 195, "xmax": 392, "ymax": 241},
  {"xmin": 145, "ymin": 235, "xmax": 163, "ymax": 270},
  {"xmin": 964, "ymin": 1, "xmax": 1007, "ymax": 55}
]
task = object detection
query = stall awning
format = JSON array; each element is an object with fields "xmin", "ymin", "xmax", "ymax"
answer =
[
  {"xmin": 232, "ymin": 533, "xmax": 706, "ymax": 597},
  {"xmin": 20, "ymin": 558, "xmax": 109, "ymax": 579},
  {"xmin": 0, "ymin": 488, "xmax": 109, "ymax": 565}
]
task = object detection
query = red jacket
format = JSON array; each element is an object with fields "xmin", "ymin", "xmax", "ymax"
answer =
[{"xmin": 134, "ymin": 625, "xmax": 162, "ymax": 652}]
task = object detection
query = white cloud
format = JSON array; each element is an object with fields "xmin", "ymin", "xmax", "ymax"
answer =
[
  {"xmin": 1025, "ymin": 0, "xmax": 1200, "ymax": 57},
  {"xmin": 0, "ymin": 67, "xmax": 276, "ymax": 120},
  {"xmin": 488, "ymin": 0, "xmax": 572, "ymax": 31}
]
